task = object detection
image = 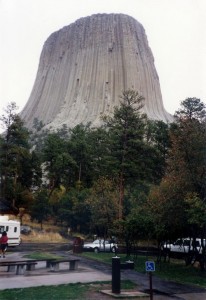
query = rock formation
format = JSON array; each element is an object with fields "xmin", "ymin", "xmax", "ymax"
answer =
[{"xmin": 21, "ymin": 13, "xmax": 173, "ymax": 131}]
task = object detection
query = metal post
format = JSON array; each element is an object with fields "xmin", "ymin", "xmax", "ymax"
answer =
[
  {"xmin": 149, "ymin": 272, "xmax": 153, "ymax": 300},
  {"xmin": 112, "ymin": 256, "xmax": 121, "ymax": 294}
]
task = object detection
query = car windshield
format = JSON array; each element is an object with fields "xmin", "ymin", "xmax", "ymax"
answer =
[
  {"xmin": 174, "ymin": 239, "xmax": 182, "ymax": 246},
  {"xmin": 93, "ymin": 240, "xmax": 101, "ymax": 244},
  {"xmin": 183, "ymin": 240, "xmax": 190, "ymax": 246},
  {"xmin": 93, "ymin": 239, "xmax": 112, "ymax": 244}
]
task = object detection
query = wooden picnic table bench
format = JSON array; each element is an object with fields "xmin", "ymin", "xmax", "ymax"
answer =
[{"xmin": 49, "ymin": 258, "xmax": 79, "ymax": 272}]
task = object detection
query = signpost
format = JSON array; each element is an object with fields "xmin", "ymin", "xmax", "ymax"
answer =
[
  {"xmin": 145, "ymin": 261, "xmax": 155, "ymax": 300},
  {"xmin": 145, "ymin": 261, "xmax": 155, "ymax": 272}
]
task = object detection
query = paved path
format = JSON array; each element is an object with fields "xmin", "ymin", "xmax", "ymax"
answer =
[
  {"xmin": 0, "ymin": 270, "xmax": 111, "ymax": 290},
  {"xmin": 0, "ymin": 252, "xmax": 206, "ymax": 299}
]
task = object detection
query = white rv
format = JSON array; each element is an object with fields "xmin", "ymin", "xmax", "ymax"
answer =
[{"xmin": 0, "ymin": 216, "xmax": 21, "ymax": 246}]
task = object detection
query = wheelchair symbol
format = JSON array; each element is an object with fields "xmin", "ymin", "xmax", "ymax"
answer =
[{"xmin": 145, "ymin": 261, "xmax": 155, "ymax": 272}]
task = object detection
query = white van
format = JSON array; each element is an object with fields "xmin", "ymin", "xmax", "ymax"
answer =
[
  {"xmin": 163, "ymin": 238, "xmax": 206, "ymax": 255},
  {"xmin": 0, "ymin": 216, "xmax": 21, "ymax": 246}
]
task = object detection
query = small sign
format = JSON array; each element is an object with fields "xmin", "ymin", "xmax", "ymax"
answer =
[{"xmin": 145, "ymin": 261, "xmax": 155, "ymax": 272}]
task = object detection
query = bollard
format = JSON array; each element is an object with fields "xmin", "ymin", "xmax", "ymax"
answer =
[{"xmin": 112, "ymin": 256, "xmax": 121, "ymax": 294}]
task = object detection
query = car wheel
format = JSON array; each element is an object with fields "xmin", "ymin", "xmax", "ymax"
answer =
[
  {"xmin": 163, "ymin": 249, "xmax": 170, "ymax": 262},
  {"xmin": 94, "ymin": 247, "xmax": 99, "ymax": 253},
  {"xmin": 185, "ymin": 251, "xmax": 196, "ymax": 265},
  {"xmin": 111, "ymin": 246, "xmax": 116, "ymax": 253}
]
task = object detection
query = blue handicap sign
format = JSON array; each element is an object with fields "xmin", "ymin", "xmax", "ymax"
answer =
[{"xmin": 145, "ymin": 261, "xmax": 155, "ymax": 272}]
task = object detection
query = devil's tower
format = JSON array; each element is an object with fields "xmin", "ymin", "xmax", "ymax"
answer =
[{"xmin": 21, "ymin": 14, "xmax": 172, "ymax": 131}]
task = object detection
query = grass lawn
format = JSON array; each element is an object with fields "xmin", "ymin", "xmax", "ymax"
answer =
[
  {"xmin": 0, "ymin": 281, "xmax": 136, "ymax": 300},
  {"xmin": 23, "ymin": 251, "xmax": 63, "ymax": 260},
  {"xmin": 0, "ymin": 283, "xmax": 88, "ymax": 300},
  {"xmin": 81, "ymin": 252, "xmax": 206, "ymax": 288}
]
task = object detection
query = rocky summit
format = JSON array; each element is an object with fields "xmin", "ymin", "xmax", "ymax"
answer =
[{"xmin": 21, "ymin": 13, "xmax": 173, "ymax": 131}]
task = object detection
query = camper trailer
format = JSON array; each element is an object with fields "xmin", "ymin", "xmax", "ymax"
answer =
[{"xmin": 0, "ymin": 216, "xmax": 20, "ymax": 246}]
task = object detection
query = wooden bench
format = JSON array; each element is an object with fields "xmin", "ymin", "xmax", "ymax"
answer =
[{"xmin": 49, "ymin": 259, "xmax": 79, "ymax": 272}]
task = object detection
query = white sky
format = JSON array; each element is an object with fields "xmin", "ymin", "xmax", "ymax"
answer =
[{"xmin": 0, "ymin": 0, "xmax": 206, "ymax": 119}]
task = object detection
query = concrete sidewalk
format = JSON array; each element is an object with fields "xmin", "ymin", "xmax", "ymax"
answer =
[{"xmin": 0, "ymin": 269, "xmax": 111, "ymax": 290}]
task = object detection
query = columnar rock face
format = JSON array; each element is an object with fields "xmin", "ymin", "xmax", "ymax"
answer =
[{"xmin": 21, "ymin": 14, "xmax": 173, "ymax": 131}]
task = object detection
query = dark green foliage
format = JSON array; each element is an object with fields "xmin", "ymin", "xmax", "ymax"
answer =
[
  {"xmin": 175, "ymin": 97, "xmax": 206, "ymax": 121},
  {"xmin": 171, "ymin": 98, "xmax": 206, "ymax": 205},
  {"xmin": 67, "ymin": 124, "xmax": 93, "ymax": 187},
  {"xmin": 0, "ymin": 103, "xmax": 42, "ymax": 208},
  {"xmin": 145, "ymin": 120, "xmax": 170, "ymax": 182},
  {"xmin": 42, "ymin": 132, "xmax": 76, "ymax": 194},
  {"xmin": 147, "ymin": 98, "xmax": 206, "ymax": 254},
  {"xmin": 103, "ymin": 89, "xmax": 147, "ymax": 183},
  {"xmin": 103, "ymin": 89, "xmax": 165, "ymax": 186},
  {"xmin": 87, "ymin": 126, "xmax": 113, "ymax": 178},
  {"xmin": 86, "ymin": 177, "xmax": 119, "ymax": 237},
  {"xmin": 30, "ymin": 189, "xmax": 50, "ymax": 229},
  {"xmin": 56, "ymin": 188, "xmax": 91, "ymax": 232},
  {"xmin": 103, "ymin": 91, "xmax": 147, "ymax": 198}
]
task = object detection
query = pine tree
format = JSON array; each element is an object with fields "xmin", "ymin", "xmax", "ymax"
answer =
[
  {"xmin": 0, "ymin": 102, "xmax": 42, "ymax": 209},
  {"xmin": 103, "ymin": 89, "xmax": 152, "ymax": 218}
]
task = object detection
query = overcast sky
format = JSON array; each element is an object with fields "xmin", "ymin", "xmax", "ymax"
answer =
[{"xmin": 0, "ymin": 0, "xmax": 205, "ymax": 120}]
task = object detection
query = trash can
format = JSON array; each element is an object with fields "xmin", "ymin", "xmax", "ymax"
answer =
[
  {"xmin": 73, "ymin": 237, "xmax": 84, "ymax": 253},
  {"xmin": 125, "ymin": 260, "xmax": 134, "ymax": 269},
  {"xmin": 120, "ymin": 260, "xmax": 134, "ymax": 270}
]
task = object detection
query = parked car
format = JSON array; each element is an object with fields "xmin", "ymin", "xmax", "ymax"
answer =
[
  {"xmin": 20, "ymin": 225, "xmax": 32, "ymax": 235},
  {"xmin": 83, "ymin": 239, "xmax": 118, "ymax": 253}
]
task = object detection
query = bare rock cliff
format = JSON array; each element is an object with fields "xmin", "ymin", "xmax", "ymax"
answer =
[{"xmin": 21, "ymin": 14, "xmax": 173, "ymax": 131}]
